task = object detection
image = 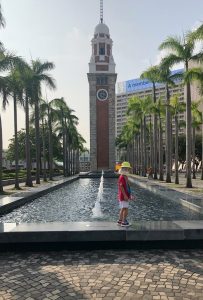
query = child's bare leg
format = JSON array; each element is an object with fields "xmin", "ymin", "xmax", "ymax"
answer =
[
  {"xmin": 119, "ymin": 208, "xmax": 124, "ymax": 220},
  {"xmin": 122, "ymin": 208, "xmax": 128, "ymax": 221}
]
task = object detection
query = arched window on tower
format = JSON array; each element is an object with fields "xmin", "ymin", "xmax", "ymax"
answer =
[{"xmin": 99, "ymin": 43, "xmax": 105, "ymax": 55}]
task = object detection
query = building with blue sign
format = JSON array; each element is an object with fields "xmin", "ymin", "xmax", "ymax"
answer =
[{"xmin": 116, "ymin": 69, "xmax": 185, "ymax": 137}]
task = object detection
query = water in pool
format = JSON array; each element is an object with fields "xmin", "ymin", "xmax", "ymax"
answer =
[{"xmin": 0, "ymin": 177, "xmax": 202, "ymax": 223}]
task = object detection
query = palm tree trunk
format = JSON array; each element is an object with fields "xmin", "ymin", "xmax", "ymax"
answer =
[
  {"xmin": 192, "ymin": 126, "xmax": 196, "ymax": 179},
  {"xmin": 185, "ymin": 80, "xmax": 192, "ymax": 188},
  {"xmin": 143, "ymin": 116, "xmax": 147, "ymax": 177},
  {"xmin": 76, "ymin": 148, "xmax": 79, "ymax": 174},
  {"xmin": 71, "ymin": 148, "xmax": 74, "ymax": 175},
  {"xmin": 137, "ymin": 135, "xmax": 141, "ymax": 175},
  {"xmin": 159, "ymin": 116, "xmax": 164, "ymax": 181},
  {"xmin": 165, "ymin": 84, "xmax": 171, "ymax": 182},
  {"xmin": 140, "ymin": 119, "xmax": 144, "ymax": 176},
  {"xmin": 153, "ymin": 83, "xmax": 158, "ymax": 179},
  {"xmin": 62, "ymin": 116, "xmax": 67, "ymax": 176},
  {"xmin": 13, "ymin": 93, "xmax": 20, "ymax": 189},
  {"xmin": 132, "ymin": 136, "xmax": 135, "ymax": 174},
  {"xmin": 135, "ymin": 135, "xmax": 138, "ymax": 174},
  {"xmin": 48, "ymin": 107, "xmax": 53, "ymax": 180},
  {"xmin": 73, "ymin": 149, "xmax": 75, "ymax": 174},
  {"xmin": 175, "ymin": 115, "xmax": 179, "ymax": 184},
  {"xmin": 65, "ymin": 132, "xmax": 69, "ymax": 176},
  {"xmin": 25, "ymin": 95, "xmax": 33, "ymax": 187},
  {"xmin": 42, "ymin": 118, "xmax": 47, "ymax": 182},
  {"xmin": 170, "ymin": 123, "xmax": 173, "ymax": 176},
  {"xmin": 35, "ymin": 98, "xmax": 40, "ymax": 184},
  {"xmin": 149, "ymin": 115, "xmax": 153, "ymax": 170},
  {"xmin": 0, "ymin": 114, "xmax": 3, "ymax": 192}
]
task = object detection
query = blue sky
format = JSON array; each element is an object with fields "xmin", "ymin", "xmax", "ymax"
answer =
[{"xmin": 1, "ymin": 0, "xmax": 203, "ymax": 148}]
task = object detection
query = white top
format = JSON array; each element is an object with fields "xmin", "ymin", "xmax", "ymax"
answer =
[{"xmin": 94, "ymin": 23, "xmax": 110, "ymax": 35}]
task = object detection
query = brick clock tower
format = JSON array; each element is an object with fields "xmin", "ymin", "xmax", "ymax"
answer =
[{"xmin": 87, "ymin": 2, "xmax": 117, "ymax": 171}]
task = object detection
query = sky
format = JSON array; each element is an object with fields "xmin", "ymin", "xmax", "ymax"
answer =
[{"xmin": 1, "ymin": 0, "xmax": 203, "ymax": 149}]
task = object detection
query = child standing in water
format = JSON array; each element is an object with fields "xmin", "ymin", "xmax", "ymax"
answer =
[{"xmin": 117, "ymin": 161, "xmax": 133, "ymax": 227}]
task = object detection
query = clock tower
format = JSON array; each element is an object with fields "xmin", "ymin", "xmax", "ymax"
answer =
[{"xmin": 87, "ymin": 1, "xmax": 117, "ymax": 171}]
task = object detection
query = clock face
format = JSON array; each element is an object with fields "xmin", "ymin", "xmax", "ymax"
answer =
[{"xmin": 97, "ymin": 89, "xmax": 108, "ymax": 101}]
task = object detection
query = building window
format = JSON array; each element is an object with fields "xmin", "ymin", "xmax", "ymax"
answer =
[{"xmin": 99, "ymin": 43, "xmax": 105, "ymax": 55}]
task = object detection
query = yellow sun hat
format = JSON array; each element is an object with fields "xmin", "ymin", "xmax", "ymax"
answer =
[{"xmin": 121, "ymin": 161, "xmax": 131, "ymax": 168}]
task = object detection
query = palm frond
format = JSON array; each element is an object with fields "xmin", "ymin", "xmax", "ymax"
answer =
[
  {"xmin": 190, "ymin": 52, "xmax": 203, "ymax": 62},
  {"xmin": 140, "ymin": 65, "xmax": 159, "ymax": 82},
  {"xmin": 160, "ymin": 54, "xmax": 183, "ymax": 69},
  {"xmin": 159, "ymin": 36, "xmax": 184, "ymax": 55},
  {"xmin": 38, "ymin": 74, "xmax": 56, "ymax": 89},
  {"xmin": 184, "ymin": 68, "xmax": 203, "ymax": 83},
  {"xmin": 188, "ymin": 24, "xmax": 203, "ymax": 41}
]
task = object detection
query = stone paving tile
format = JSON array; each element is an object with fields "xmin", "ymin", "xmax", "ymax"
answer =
[{"xmin": 0, "ymin": 249, "xmax": 203, "ymax": 299}]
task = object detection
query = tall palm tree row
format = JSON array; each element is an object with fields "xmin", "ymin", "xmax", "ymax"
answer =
[
  {"xmin": 31, "ymin": 97, "xmax": 84, "ymax": 180},
  {"xmin": 127, "ymin": 96, "xmax": 153, "ymax": 177},
  {"xmin": 118, "ymin": 23, "xmax": 203, "ymax": 187},
  {"xmin": 159, "ymin": 33, "xmax": 203, "ymax": 187},
  {"xmin": 29, "ymin": 60, "xmax": 56, "ymax": 184}
]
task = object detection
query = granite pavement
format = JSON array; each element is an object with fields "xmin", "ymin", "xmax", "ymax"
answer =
[{"xmin": 0, "ymin": 249, "xmax": 203, "ymax": 300}]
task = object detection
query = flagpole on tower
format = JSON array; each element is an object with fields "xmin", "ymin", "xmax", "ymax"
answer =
[{"xmin": 100, "ymin": 0, "xmax": 103, "ymax": 23}]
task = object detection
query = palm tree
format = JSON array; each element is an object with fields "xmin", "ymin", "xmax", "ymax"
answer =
[
  {"xmin": 159, "ymin": 34, "xmax": 203, "ymax": 187},
  {"xmin": 36, "ymin": 99, "xmax": 55, "ymax": 180},
  {"xmin": 184, "ymin": 68, "xmax": 203, "ymax": 180},
  {"xmin": 16, "ymin": 61, "xmax": 34, "ymax": 187},
  {"xmin": 75, "ymin": 134, "xmax": 85, "ymax": 174},
  {"xmin": 0, "ymin": 50, "xmax": 23, "ymax": 191},
  {"xmin": 127, "ymin": 97, "xmax": 143, "ymax": 174},
  {"xmin": 0, "ymin": 5, "xmax": 7, "ymax": 192},
  {"xmin": 52, "ymin": 99, "xmax": 79, "ymax": 176},
  {"xmin": 116, "ymin": 122, "xmax": 134, "ymax": 165},
  {"xmin": 141, "ymin": 66, "xmax": 160, "ymax": 179},
  {"xmin": 30, "ymin": 99, "xmax": 47, "ymax": 181},
  {"xmin": 28, "ymin": 60, "xmax": 56, "ymax": 184},
  {"xmin": 50, "ymin": 98, "xmax": 67, "ymax": 176},
  {"xmin": 51, "ymin": 98, "xmax": 78, "ymax": 176},
  {"xmin": 191, "ymin": 101, "xmax": 202, "ymax": 179},
  {"xmin": 170, "ymin": 95, "xmax": 186, "ymax": 184},
  {"xmin": 4, "ymin": 68, "xmax": 24, "ymax": 189},
  {"xmin": 0, "ymin": 75, "xmax": 8, "ymax": 192},
  {"xmin": 127, "ymin": 96, "xmax": 152, "ymax": 176},
  {"xmin": 152, "ymin": 97, "xmax": 165, "ymax": 181},
  {"xmin": 158, "ymin": 62, "xmax": 179, "ymax": 182}
]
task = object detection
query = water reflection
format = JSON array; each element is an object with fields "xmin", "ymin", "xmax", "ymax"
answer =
[{"xmin": 0, "ymin": 178, "xmax": 202, "ymax": 223}]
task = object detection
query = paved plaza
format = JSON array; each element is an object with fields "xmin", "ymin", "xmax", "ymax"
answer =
[{"xmin": 0, "ymin": 249, "xmax": 203, "ymax": 300}]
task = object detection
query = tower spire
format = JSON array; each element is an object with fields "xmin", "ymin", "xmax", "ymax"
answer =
[{"xmin": 100, "ymin": 0, "xmax": 103, "ymax": 23}]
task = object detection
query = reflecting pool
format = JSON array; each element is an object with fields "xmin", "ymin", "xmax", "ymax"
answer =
[{"xmin": 0, "ymin": 178, "xmax": 202, "ymax": 223}]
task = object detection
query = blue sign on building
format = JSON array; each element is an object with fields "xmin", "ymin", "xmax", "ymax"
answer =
[{"xmin": 118, "ymin": 68, "xmax": 184, "ymax": 94}]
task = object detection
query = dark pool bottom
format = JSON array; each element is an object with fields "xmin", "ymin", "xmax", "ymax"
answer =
[{"xmin": 0, "ymin": 178, "xmax": 202, "ymax": 223}]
